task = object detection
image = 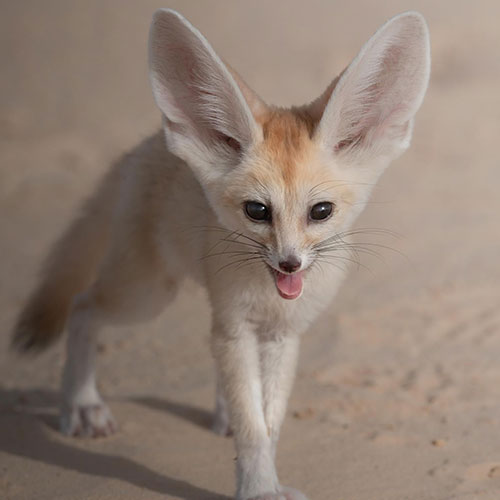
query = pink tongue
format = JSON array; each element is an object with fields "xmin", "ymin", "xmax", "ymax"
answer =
[{"xmin": 275, "ymin": 271, "xmax": 304, "ymax": 300}]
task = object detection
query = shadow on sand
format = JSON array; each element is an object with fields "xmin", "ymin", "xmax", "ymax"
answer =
[
  {"xmin": 131, "ymin": 395, "xmax": 215, "ymax": 431},
  {"xmin": 0, "ymin": 388, "xmax": 230, "ymax": 500}
]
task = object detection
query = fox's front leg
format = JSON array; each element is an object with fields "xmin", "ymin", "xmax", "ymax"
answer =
[
  {"xmin": 260, "ymin": 335, "xmax": 300, "ymax": 459},
  {"xmin": 259, "ymin": 335, "xmax": 307, "ymax": 500},
  {"xmin": 212, "ymin": 326, "xmax": 307, "ymax": 500},
  {"xmin": 212, "ymin": 325, "xmax": 280, "ymax": 500},
  {"xmin": 213, "ymin": 372, "xmax": 232, "ymax": 436}
]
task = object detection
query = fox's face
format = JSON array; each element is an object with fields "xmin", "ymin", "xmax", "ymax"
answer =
[
  {"xmin": 214, "ymin": 109, "xmax": 371, "ymax": 299},
  {"xmin": 149, "ymin": 9, "xmax": 430, "ymax": 299}
]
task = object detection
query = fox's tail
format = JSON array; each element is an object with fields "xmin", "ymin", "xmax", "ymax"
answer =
[{"xmin": 11, "ymin": 167, "xmax": 120, "ymax": 353}]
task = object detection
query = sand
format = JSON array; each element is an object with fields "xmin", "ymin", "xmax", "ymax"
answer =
[{"xmin": 1, "ymin": 1, "xmax": 500, "ymax": 499}]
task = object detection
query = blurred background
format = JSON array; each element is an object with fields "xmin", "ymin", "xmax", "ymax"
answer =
[{"xmin": 1, "ymin": 1, "xmax": 500, "ymax": 499}]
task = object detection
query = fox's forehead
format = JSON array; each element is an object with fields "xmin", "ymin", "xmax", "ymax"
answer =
[
  {"xmin": 249, "ymin": 108, "xmax": 335, "ymax": 201},
  {"xmin": 258, "ymin": 108, "xmax": 315, "ymax": 156}
]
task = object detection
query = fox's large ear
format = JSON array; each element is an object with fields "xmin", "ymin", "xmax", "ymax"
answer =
[
  {"xmin": 314, "ymin": 12, "xmax": 430, "ymax": 168},
  {"xmin": 149, "ymin": 9, "xmax": 266, "ymax": 176}
]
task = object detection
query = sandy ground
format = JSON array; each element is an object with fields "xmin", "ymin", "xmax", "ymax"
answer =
[{"xmin": 1, "ymin": 1, "xmax": 500, "ymax": 499}]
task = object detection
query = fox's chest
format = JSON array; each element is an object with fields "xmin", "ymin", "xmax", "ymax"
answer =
[{"xmin": 236, "ymin": 267, "xmax": 343, "ymax": 338}]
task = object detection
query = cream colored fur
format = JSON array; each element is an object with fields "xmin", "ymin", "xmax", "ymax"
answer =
[{"xmin": 11, "ymin": 9, "xmax": 430, "ymax": 500}]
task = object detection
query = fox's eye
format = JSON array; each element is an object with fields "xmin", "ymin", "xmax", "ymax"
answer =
[
  {"xmin": 245, "ymin": 201, "xmax": 271, "ymax": 222},
  {"xmin": 309, "ymin": 202, "xmax": 334, "ymax": 221}
]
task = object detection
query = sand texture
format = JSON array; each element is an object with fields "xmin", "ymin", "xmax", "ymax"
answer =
[{"xmin": 1, "ymin": 1, "xmax": 500, "ymax": 499}]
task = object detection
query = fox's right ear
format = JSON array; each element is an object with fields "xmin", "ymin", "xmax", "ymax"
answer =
[{"xmin": 149, "ymin": 9, "xmax": 266, "ymax": 178}]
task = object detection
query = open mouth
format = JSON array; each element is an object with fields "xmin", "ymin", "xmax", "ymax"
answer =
[{"xmin": 269, "ymin": 267, "xmax": 305, "ymax": 300}]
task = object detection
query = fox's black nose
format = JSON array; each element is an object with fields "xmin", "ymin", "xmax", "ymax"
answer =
[{"xmin": 279, "ymin": 256, "xmax": 302, "ymax": 273}]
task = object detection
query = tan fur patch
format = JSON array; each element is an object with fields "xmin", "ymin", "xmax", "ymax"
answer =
[{"xmin": 257, "ymin": 108, "xmax": 316, "ymax": 187}]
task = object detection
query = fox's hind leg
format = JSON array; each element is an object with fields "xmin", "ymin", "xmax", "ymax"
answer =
[
  {"xmin": 60, "ymin": 241, "xmax": 179, "ymax": 437},
  {"xmin": 60, "ymin": 290, "xmax": 115, "ymax": 437}
]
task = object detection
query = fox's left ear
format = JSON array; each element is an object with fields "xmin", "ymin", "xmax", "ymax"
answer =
[{"xmin": 312, "ymin": 12, "xmax": 430, "ymax": 168}]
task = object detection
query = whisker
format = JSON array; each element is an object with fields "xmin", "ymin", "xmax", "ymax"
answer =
[
  {"xmin": 310, "ymin": 259, "xmax": 327, "ymax": 276},
  {"xmin": 214, "ymin": 255, "xmax": 266, "ymax": 276},
  {"xmin": 315, "ymin": 250, "xmax": 362, "ymax": 267},
  {"xmin": 188, "ymin": 226, "xmax": 269, "ymax": 266},
  {"xmin": 206, "ymin": 230, "xmax": 243, "ymax": 255},
  {"xmin": 313, "ymin": 257, "xmax": 350, "ymax": 275},
  {"xmin": 316, "ymin": 244, "xmax": 384, "ymax": 261},
  {"xmin": 340, "ymin": 241, "xmax": 408, "ymax": 260},
  {"xmin": 312, "ymin": 227, "xmax": 402, "ymax": 250},
  {"xmin": 201, "ymin": 249, "xmax": 265, "ymax": 261},
  {"xmin": 233, "ymin": 258, "xmax": 265, "ymax": 273},
  {"xmin": 316, "ymin": 252, "xmax": 373, "ymax": 273},
  {"xmin": 338, "ymin": 227, "xmax": 403, "ymax": 239},
  {"xmin": 231, "ymin": 232, "xmax": 268, "ymax": 249},
  {"xmin": 311, "ymin": 225, "xmax": 407, "ymax": 275},
  {"xmin": 219, "ymin": 236, "xmax": 263, "ymax": 251}
]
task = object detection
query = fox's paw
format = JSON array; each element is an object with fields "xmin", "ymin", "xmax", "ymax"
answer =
[
  {"xmin": 60, "ymin": 403, "xmax": 117, "ymax": 438},
  {"xmin": 244, "ymin": 487, "xmax": 308, "ymax": 500}
]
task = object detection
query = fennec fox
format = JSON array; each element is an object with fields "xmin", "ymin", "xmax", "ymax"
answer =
[{"xmin": 12, "ymin": 9, "xmax": 430, "ymax": 500}]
